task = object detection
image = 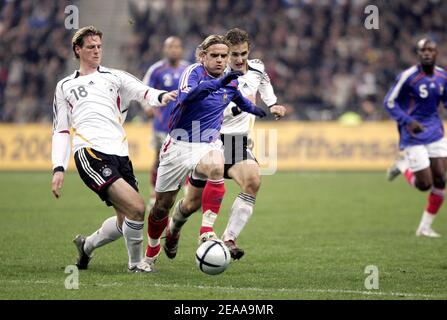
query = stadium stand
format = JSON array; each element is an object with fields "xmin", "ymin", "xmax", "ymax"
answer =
[{"xmin": 1, "ymin": 0, "xmax": 446, "ymax": 123}]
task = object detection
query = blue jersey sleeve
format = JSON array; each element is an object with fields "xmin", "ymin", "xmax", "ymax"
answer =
[
  {"xmin": 383, "ymin": 73, "xmax": 414, "ymax": 126},
  {"xmin": 178, "ymin": 68, "xmax": 221, "ymax": 104},
  {"xmin": 231, "ymin": 87, "xmax": 257, "ymax": 113}
]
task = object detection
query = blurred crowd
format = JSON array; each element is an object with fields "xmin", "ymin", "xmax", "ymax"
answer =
[
  {"xmin": 0, "ymin": 0, "xmax": 74, "ymax": 122},
  {"xmin": 1, "ymin": 0, "xmax": 446, "ymax": 123}
]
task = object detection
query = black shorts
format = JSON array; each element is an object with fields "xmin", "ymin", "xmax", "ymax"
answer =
[
  {"xmin": 74, "ymin": 148, "xmax": 139, "ymax": 206},
  {"xmin": 221, "ymin": 134, "xmax": 258, "ymax": 179}
]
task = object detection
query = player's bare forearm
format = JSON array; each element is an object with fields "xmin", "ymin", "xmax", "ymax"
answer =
[{"xmin": 51, "ymin": 171, "xmax": 64, "ymax": 199}]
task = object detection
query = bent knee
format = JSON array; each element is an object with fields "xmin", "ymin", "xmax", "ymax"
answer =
[
  {"xmin": 151, "ymin": 198, "xmax": 174, "ymax": 220},
  {"xmin": 208, "ymin": 166, "xmax": 224, "ymax": 180},
  {"xmin": 415, "ymin": 181, "xmax": 432, "ymax": 191},
  {"xmin": 242, "ymin": 176, "xmax": 261, "ymax": 195},
  {"xmin": 128, "ymin": 201, "xmax": 146, "ymax": 221},
  {"xmin": 433, "ymin": 176, "xmax": 446, "ymax": 189}
]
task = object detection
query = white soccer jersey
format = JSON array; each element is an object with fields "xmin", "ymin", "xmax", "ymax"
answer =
[
  {"xmin": 221, "ymin": 59, "xmax": 277, "ymax": 135},
  {"xmin": 52, "ymin": 65, "xmax": 166, "ymax": 170}
]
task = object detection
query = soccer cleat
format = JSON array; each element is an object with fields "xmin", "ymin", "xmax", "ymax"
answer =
[
  {"xmin": 135, "ymin": 245, "xmax": 161, "ymax": 273},
  {"xmin": 386, "ymin": 165, "xmax": 401, "ymax": 181},
  {"xmin": 224, "ymin": 239, "xmax": 245, "ymax": 260},
  {"xmin": 163, "ymin": 219, "xmax": 180, "ymax": 259},
  {"xmin": 386, "ymin": 155, "xmax": 408, "ymax": 181},
  {"xmin": 128, "ymin": 257, "xmax": 157, "ymax": 273},
  {"xmin": 416, "ymin": 227, "xmax": 441, "ymax": 238},
  {"xmin": 198, "ymin": 231, "xmax": 217, "ymax": 245},
  {"xmin": 73, "ymin": 234, "xmax": 92, "ymax": 270}
]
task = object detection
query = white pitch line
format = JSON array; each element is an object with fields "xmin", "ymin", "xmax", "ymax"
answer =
[
  {"xmin": 152, "ymin": 283, "xmax": 438, "ymax": 299},
  {"xmin": 1, "ymin": 279, "xmax": 441, "ymax": 299}
]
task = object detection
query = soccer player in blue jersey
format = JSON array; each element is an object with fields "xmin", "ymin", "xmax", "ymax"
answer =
[
  {"xmin": 141, "ymin": 35, "xmax": 266, "ymax": 270},
  {"xmin": 384, "ymin": 38, "xmax": 447, "ymax": 237},
  {"xmin": 142, "ymin": 36, "xmax": 190, "ymax": 209}
]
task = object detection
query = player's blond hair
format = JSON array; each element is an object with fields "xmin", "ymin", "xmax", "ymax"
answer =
[
  {"xmin": 196, "ymin": 35, "xmax": 230, "ymax": 61},
  {"xmin": 72, "ymin": 26, "xmax": 103, "ymax": 59}
]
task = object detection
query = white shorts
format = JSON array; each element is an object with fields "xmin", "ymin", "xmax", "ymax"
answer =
[
  {"xmin": 404, "ymin": 138, "xmax": 447, "ymax": 172},
  {"xmin": 155, "ymin": 135, "xmax": 224, "ymax": 192}
]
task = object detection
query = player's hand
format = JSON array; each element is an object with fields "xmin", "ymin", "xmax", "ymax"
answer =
[
  {"xmin": 269, "ymin": 104, "xmax": 286, "ymax": 120},
  {"xmin": 407, "ymin": 120, "xmax": 425, "ymax": 135},
  {"xmin": 220, "ymin": 71, "xmax": 243, "ymax": 86},
  {"xmin": 161, "ymin": 90, "xmax": 178, "ymax": 105},
  {"xmin": 52, "ymin": 171, "xmax": 64, "ymax": 199}
]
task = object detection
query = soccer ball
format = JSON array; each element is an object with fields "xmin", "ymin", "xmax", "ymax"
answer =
[{"xmin": 195, "ymin": 239, "xmax": 231, "ymax": 275}]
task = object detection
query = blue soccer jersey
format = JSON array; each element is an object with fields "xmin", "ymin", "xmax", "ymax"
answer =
[
  {"xmin": 384, "ymin": 65, "xmax": 447, "ymax": 149},
  {"xmin": 169, "ymin": 63, "xmax": 260, "ymax": 143},
  {"xmin": 143, "ymin": 59, "xmax": 189, "ymax": 133}
]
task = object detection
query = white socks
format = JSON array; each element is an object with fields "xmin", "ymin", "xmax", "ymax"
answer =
[
  {"xmin": 222, "ymin": 193, "xmax": 255, "ymax": 242},
  {"xmin": 123, "ymin": 217, "xmax": 144, "ymax": 268},
  {"xmin": 418, "ymin": 210, "xmax": 436, "ymax": 230},
  {"xmin": 84, "ymin": 216, "xmax": 123, "ymax": 256}
]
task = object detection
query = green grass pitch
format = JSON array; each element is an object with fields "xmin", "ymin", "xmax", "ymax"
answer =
[{"xmin": 0, "ymin": 171, "xmax": 446, "ymax": 300}]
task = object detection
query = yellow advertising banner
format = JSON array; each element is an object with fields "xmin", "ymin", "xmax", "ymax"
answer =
[
  {"xmin": 252, "ymin": 122, "xmax": 400, "ymax": 171},
  {"xmin": 0, "ymin": 122, "xmax": 404, "ymax": 171},
  {"xmin": 0, "ymin": 124, "xmax": 156, "ymax": 171}
]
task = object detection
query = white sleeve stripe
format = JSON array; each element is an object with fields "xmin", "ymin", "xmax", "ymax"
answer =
[
  {"xmin": 386, "ymin": 66, "xmax": 417, "ymax": 108},
  {"xmin": 180, "ymin": 63, "xmax": 199, "ymax": 91}
]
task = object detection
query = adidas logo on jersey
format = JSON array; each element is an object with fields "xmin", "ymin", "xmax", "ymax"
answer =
[{"xmin": 88, "ymin": 81, "xmax": 95, "ymax": 85}]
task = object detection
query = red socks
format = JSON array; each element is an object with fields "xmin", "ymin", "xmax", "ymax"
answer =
[
  {"xmin": 146, "ymin": 214, "xmax": 168, "ymax": 258},
  {"xmin": 426, "ymin": 188, "xmax": 445, "ymax": 215},
  {"xmin": 200, "ymin": 179, "xmax": 225, "ymax": 235},
  {"xmin": 403, "ymin": 169, "xmax": 415, "ymax": 187}
]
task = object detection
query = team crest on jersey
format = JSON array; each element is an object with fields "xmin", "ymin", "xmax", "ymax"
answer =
[
  {"xmin": 102, "ymin": 167, "xmax": 112, "ymax": 178},
  {"xmin": 222, "ymin": 90, "xmax": 228, "ymax": 103}
]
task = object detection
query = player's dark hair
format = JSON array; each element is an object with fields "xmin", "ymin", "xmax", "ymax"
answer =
[
  {"xmin": 72, "ymin": 26, "xmax": 103, "ymax": 59},
  {"xmin": 224, "ymin": 28, "xmax": 250, "ymax": 48},
  {"xmin": 197, "ymin": 35, "xmax": 230, "ymax": 55}
]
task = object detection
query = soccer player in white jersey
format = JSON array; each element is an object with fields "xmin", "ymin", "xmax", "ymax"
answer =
[
  {"xmin": 218, "ymin": 28, "xmax": 286, "ymax": 259},
  {"xmin": 51, "ymin": 26, "xmax": 176, "ymax": 272}
]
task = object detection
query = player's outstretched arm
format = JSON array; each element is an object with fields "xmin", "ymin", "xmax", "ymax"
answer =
[
  {"xmin": 232, "ymin": 90, "xmax": 267, "ymax": 118},
  {"xmin": 160, "ymin": 90, "xmax": 178, "ymax": 105},
  {"xmin": 180, "ymin": 70, "xmax": 243, "ymax": 104}
]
